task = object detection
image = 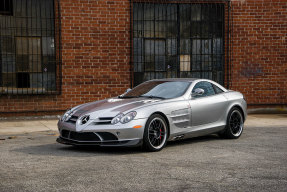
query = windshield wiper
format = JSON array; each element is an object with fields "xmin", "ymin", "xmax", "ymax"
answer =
[{"xmin": 139, "ymin": 95, "xmax": 166, "ymax": 99}]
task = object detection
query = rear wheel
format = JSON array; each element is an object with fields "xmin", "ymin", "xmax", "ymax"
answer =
[
  {"xmin": 143, "ymin": 114, "xmax": 168, "ymax": 152},
  {"xmin": 220, "ymin": 107, "xmax": 244, "ymax": 139}
]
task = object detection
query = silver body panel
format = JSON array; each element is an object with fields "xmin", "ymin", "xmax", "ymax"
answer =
[{"xmin": 57, "ymin": 78, "xmax": 247, "ymax": 146}]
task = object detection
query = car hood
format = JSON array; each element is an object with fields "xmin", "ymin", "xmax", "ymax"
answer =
[{"xmin": 72, "ymin": 97, "xmax": 161, "ymax": 118}]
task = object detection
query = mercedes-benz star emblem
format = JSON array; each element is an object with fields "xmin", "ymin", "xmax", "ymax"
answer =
[{"xmin": 81, "ymin": 115, "xmax": 90, "ymax": 125}]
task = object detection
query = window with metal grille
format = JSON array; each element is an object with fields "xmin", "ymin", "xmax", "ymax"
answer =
[
  {"xmin": 0, "ymin": 0, "xmax": 61, "ymax": 94},
  {"xmin": 133, "ymin": 2, "xmax": 226, "ymax": 86}
]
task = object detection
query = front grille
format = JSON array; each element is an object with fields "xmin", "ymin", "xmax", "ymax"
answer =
[
  {"xmin": 97, "ymin": 132, "xmax": 118, "ymax": 140},
  {"xmin": 62, "ymin": 130, "xmax": 70, "ymax": 138},
  {"xmin": 70, "ymin": 131, "xmax": 100, "ymax": 141},
  {"xmin": 61, "ymin": 130, "xmax": 118, "ymax": 142},
  {"xmin": 61, "ymin": 130, "xmax": 100, "ymax": 141},
  {"xmin": 67, "ymin": 116, "xmax": 113, "ymax": 125},
  {"xmin": 94, "ymin": 117, "xmax": 113, "ymax": 125}
]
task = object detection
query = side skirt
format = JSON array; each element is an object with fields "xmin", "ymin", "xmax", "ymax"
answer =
[{"xmin": 169, "ymin": 125, "xmax": 225, "ymax": 141}]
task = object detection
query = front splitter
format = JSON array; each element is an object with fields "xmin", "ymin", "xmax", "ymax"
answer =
[{"xmin": 56, "ymin": 137, "xmax": 142, "ymax": 147}]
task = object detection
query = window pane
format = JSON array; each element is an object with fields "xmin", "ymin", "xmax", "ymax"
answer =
[
  {"xmin": 166, "ymin": 39, "xmax": 177, "ymax": 56},
  {"xmin": 16, "ymin": 37, "xmax": 41, "ymax": 72},
  {"xmin": 155, "ymin": 56, "xmax": 165, "ymax": 71},
  {"xmin": 144, "ymin": 40, "xmax": 154, "ymax": 56},
  {"xmin": 180, "ymin": 4, "xmax": 191, "ymax": 38},
  {"xmin": 180, "ymin": 55, "xmax": 190, "ymax": 72}
]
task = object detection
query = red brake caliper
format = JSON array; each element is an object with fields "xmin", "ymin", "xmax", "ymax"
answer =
[{"xmin": 160, "ymin": 129, "xmax": 162, "ymax": 140}]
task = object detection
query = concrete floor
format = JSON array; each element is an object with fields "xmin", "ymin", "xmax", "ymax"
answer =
[{"xmin": 0, "ymin": 114, "xmax": 286, "ymax": 192}]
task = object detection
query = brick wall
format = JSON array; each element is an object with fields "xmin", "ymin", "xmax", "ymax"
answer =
[
  {"xmin": 230, "ymin": 0, "xmax": 287, "ymax": 105},
  {"xmin": 0, "ymin": 0, "xmax": 286, "ymax": 117}
]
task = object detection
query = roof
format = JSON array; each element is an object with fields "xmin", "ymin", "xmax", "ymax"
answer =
[{"xmin": 150, "ymin": 78, "xmax": 199, "ymax": 82}]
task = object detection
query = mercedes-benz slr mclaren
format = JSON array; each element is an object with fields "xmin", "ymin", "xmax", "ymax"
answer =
[{"xmin": 57, "ymin": 78, "xmax": 247, "ymax": 151}]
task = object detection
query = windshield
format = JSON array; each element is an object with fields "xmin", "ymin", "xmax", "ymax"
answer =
[{"xmin": 121, "ymin": 81, "xmax": 191, "ymax": 99}]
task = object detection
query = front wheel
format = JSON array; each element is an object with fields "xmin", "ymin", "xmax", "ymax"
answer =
[
  {"xmin": 143, "ymin": 114, "xmax": 168, "ymax": 152},
  {"xmin": 220, "ymin": 107, "xmax": 244, "ymax": 139}
]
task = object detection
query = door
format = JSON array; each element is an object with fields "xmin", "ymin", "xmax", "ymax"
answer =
[{"xmin": 188, "ymin": 81, "xmax": 227, "ymax": 127}]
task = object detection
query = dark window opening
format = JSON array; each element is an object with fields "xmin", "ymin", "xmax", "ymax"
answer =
[
  {"xmin": 0, "ymin": 0, "xmax": 13, "ymax": 15},
  {"xmin": 133, "ymin": 3, "xmax": 225, "ymax": 86},
  {"xmin": 17, "ymin": 73, "xmax": 30, "ymax": 88}
]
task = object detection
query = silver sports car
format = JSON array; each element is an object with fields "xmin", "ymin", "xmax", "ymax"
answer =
[{"xmin": 57, "ymin": 78, "xmax": 247, "ymax": 151}]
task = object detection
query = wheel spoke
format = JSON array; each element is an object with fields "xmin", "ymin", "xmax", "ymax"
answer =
[
  {"xmin": 157, "ymin": 137, "xmax": 161, "ymax": 146},
  {"xmin": 158, "ymin": 122, "xmax": 162, "ymax": 130},
  {"xmin": 151, "ymin": 121, "xmax": 155, "ymax": 129},
  {"xmin": 150, "ymin": 136, "xmax": 157, "ymax": 145}
]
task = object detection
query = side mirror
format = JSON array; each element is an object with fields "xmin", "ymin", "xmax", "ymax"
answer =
[
  {"xmin": 118, "ymin": 88, "xmax": 132, "ymax": 98},
  {"xmin": 191, "ymin": 88, "xmax": 205, "ymax": 97}
]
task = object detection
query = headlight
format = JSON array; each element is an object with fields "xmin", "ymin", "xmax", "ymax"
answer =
[
  {"xmin": 111, "ymin": 111, "xmax": 137, "ymax": 124},
  {"xmin": 120, "ymin": 111, "xmax": 137, "ymax": 124},
  {"xmin": 61, "ymin": 109, "xmax": 73, "ymax": 121},
  {"xmin": 111, "ymin": 113, "xmax": 124, "ymax": 124}
]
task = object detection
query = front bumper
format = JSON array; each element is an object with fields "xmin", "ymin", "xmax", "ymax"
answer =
[{"xmin": 57, "ymin": 118, "xmax": 147, "ymax": 147}]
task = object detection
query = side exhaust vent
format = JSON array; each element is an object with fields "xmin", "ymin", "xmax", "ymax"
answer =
[{"xmin": 173, "ymin": 134, "xmax": 185, "ymax": 141}]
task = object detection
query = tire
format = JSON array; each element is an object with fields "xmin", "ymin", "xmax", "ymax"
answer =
[
  {"xmin": 143, "ymin": 114, "xmax": 168, "ymax": 152},
  {"xmin": 220, "ymin": 107, "xmax": 244, "ymax": 139}
]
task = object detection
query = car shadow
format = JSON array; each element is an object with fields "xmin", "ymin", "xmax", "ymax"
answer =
[
  {"xmin": 12, "ymin": 134, "xmax": 221, "ymax": 157},
  {"xmin": 167, "ymin": 134, "xmax": 221, "ymax": 147},
  {"xmin": 12, "ymin": 142, "xmax": 144, "ymax": 157}
]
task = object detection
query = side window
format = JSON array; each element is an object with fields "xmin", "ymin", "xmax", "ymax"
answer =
[
  {"xmin": 192, "ymin": 81, "xmax": 215, "ymax": 98},
  {"xmin": 212, "ymin": 84, "xmax": 224, "ymax": 94}
]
